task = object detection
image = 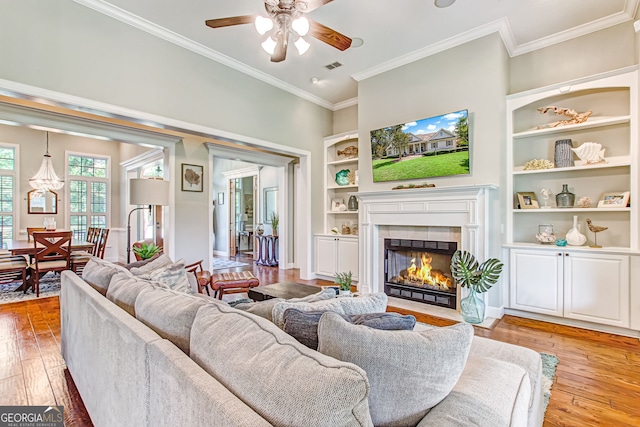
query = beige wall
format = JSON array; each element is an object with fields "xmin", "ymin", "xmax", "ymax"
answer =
[
  {"xmin": 0, "ymin": 0, "xmax": 332, "ymax": 261},
  {"xmin": 333, "ymin": 105, "xmax": 358, "ymax": 135}
]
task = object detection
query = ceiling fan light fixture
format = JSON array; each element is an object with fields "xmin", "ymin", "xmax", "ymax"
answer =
[
  {"xmin": 261, "ymin": 36, "xmax": 277, "ymax": 54},
  {"xmin": 294, "ymin": 37, "xmax": 310, "ymax": 55},
  {"xmin": 255, "ymin": 16, "xmax": 274, "ymax": 35},
  {"xmin": 434, "ymin": 0, "xmax": 456, "ymax": 7},
  {"xmin": 291, "ymin": 16, "xmax": 310, "ymax": 37}
]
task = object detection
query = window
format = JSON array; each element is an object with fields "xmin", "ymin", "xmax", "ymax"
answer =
[
  {"xmin": 0, "ymin": 145, "xmax": 16, "ymax": 241},
  {"xmin": 68, "ymin": 154, "xmax": 109, "ymax": 239},
  {"xmin": 446, "ymin": 140, "xmax": 453, "ymax": 147}
]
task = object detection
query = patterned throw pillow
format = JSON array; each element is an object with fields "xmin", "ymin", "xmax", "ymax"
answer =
[
  {"xmin": 283, "ymin": 309, "xmax": 416, "ymax": 350},
  {"xmin": 317, "ymin": 313, "xmax": 473, "ymax": 427},
  {"xmin": 138, "ymin": 259, "xmax": 192, "ymax": 294},
  {"xmin": 129, "ymin": 253, "xmax": 173, "ymax": 276}
]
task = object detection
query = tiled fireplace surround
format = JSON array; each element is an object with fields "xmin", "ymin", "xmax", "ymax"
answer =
[{"xmin": 355, "ymin": 185, "xmax": 496, "ymax": 317}]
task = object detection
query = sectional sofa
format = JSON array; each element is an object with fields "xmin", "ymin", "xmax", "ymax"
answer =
[{"xmin": 60, "ymin": 257, "xmax": 544, "ymax": 427}]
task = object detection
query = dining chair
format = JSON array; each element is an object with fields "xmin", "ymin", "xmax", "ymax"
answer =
[
  {"xmin": 0, "ymin": 255, "xmax": 28, "ymax": 291},
  {"xmin": 27, "ymin": 227, "xmax": 47, "ymax": 242},
  {"xmin": 29, "ymin": 231, "xmax": 72, "ymax": 297},
  {"xmin": 71, "ymin": 228, "xmax": 108, "ymax": 274}
]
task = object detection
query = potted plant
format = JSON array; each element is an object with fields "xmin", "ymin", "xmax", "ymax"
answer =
[
  {"xmin": 270, "ymin": 212, "xmax": 279, "ymax": 237},
  {"xmin": 132, "ymin": 242, "xmax": 162, "ymax": 261},
  {"xmin": 450, "ymin": 250, "xmax": 503, "ymax": 324},
  {"xmin": 334, "ymin": 271, "xmax": 353, "ymax": 296}
]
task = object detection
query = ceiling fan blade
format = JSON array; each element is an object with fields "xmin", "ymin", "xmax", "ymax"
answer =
[
  {"xmin": 271, "ymin": 30, "xmax": 288, "ymax": 63},
  {"xmin": 308, "ymin": 19, "xmax": 351, "ymax": 51},
  {"xmin": 302, "ymin": 0, "xmax": 334, "ymax": 13},
  {"xmin": 205, "ymin": 15, "xmax": 255, "ymax": 29}
]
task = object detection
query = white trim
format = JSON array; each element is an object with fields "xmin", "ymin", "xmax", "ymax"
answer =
[
  {"xmin": 71, "ymin": 0, "xmax": 334, "ymax": 111},
  {"xmin": 333, "ymin": 97, "xmax": 359, "ymax": 111},
  {"xmin": 120, "ymin": 149, "xmax": 164, "ymax": 169},
  {"xmin": 221, "ymin": 166, "xmax": 261, "ymax": 180},
  {"xmin": 211, "ymin": 144, "xmax": 294, "ymax": 168},
  {"xmin": 0, "ymin": 142, "xmax": 20, "ymax": 240}
]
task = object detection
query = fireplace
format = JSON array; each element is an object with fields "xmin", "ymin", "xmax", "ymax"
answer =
[{"xmin": 384, "ymin": 239, "xmax": 457, "ymax": 309}]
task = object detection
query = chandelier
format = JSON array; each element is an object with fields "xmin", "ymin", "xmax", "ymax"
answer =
[
  {"xmin": 29, "ymin": 132, "xmax": 64, "ymax": 191},
  {"xmin": 255, "ymin": 0, "xmax": 311, "ymax": 57}
]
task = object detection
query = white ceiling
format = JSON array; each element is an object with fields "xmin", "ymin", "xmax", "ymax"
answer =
[{"xmin": 74, "ymin": 0, "xmax": 638, "ymax": 110}]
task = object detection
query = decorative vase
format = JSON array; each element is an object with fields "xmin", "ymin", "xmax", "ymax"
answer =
[
  {"xmin": 554, "ymin": 139, "xmax": 575, "ymax": 168},
  {"xmin": 566, "ymin": 215, "xmax": 587, "ymax": 246},
  {"xmin": 348, "ymin": 195, "xmax": 358, "ymax": 211},
  {"xmin": 256, "ymin": 223, "xmax": 264, "ymax": 236},
  {"xmin": 556, "ymin": 184, "xmax": 575, "ymax": 208},
  {"xmin": 339, "ymin": 289, "xmax": 351, "ymax": 297},
  {"xmin": 460, "ymin": 289, "xmax": 485, "ymax": 324}
]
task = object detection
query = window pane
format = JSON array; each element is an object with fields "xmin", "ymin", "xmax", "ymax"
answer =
[
  {"xmin": 0, "ymin": 215, "xmax": 13, "ymax": 240},
  {"xmin": 91, "ymin": 216, "xmax": 107, "ymax": 228},
  {"xmin": 91, "ymin": 182, "xmax": 107, "ymax": 213},
  {"xmin": 0, "ymin": 176, "xmax": 13, "ymax": 213},
  {"xmin": 70, "ymin": 180, "xmax": 87, "ymax": 213},
  {"xmin": 0, "ymin": 148, "xmax": 15, "ymax": 171},
  {"xmin": 70, "ymin": 215, "xmax": 87, "ymax": 240}
]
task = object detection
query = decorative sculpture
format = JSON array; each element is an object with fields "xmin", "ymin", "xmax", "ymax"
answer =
[
  {"xmin": 540, "ymin": 189, "xmax": 552, "ymax": 209},
  {"xmin": 337, "ymin": 146, "xmax": 358, "ymax": 159},
  {"xmin": 523, "ymin": 159, "xmax": 554, "ymax": 170},
  {"xmin": 537, "ymin": 106, "xmax": 593, "ymax": 129},
  {"xmin": 571, "ymin": 142, "xmax": 606, "ymax": 165},
  {"xmin": 577, "ymin": 197, "xmax": 592, "ymax": 208},
  {"xmin": 586, "ymin": 218, "xmax": 608, "ymax": 248}
]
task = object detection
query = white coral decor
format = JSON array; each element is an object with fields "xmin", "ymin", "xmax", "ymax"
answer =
[{"xmin": 524, "ymin": 159, "xmax": 554, "ymax": 170}]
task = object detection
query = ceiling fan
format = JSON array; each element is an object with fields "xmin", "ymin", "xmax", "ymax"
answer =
[{"xmin": 205, "ymin": 0, "xmax": 352, "ymax": 63}]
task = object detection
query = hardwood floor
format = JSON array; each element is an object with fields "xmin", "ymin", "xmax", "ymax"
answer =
[{"xmin": 1, "ymin": 261, "xmax": 639, "ymax": 426}]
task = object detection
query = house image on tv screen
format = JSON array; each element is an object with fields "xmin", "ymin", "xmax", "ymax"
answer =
[{"xmin": 370, "ymin": 109, "xmax": 470, "ymax": 183}]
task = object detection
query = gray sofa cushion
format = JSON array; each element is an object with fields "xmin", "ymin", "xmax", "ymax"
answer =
[
  {"xmin": 190, "ymin": 303, "xmax": 373, "ymax": 427},
  {"xmin": 135, "ymin": 287, "xmax": 208, "ymax": 354},
  {"xmin": 318, "ymin": 312, "xmax": 473, "ymax": 427},
  {"xmin": 272, "ymin": 292, "xmax": 388, "ymax": 328},
  {"xmin": 106, "ymin": 272, "xmax": 164, "ymax": 317},
  {"xmin": 416, "ymin": 357, "xmax": 530, "ymax": 427},
  {"xmin": 82, "ymin": 258, "xmax": 130, "ymax": 296},
  {"xmin": 283, "ymin": 309, "xmax": 416, "ymax": 349}
]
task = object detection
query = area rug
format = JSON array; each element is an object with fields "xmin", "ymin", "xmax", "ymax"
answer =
[
  {"xmin": 541, "ymin": 352, "xmax": 559, "ymax": 410},
  {"xmin": 0, "ymin": 272, "xmax": 60, "ymax": 304},
  {"xmin": 211, "ymin": 258, "xmax": 249, "ymax": 270}
]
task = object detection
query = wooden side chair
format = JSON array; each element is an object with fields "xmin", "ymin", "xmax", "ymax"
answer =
[
  {"xmin": 29, "ymin": 231, "xmax": 72, "ymax": 297},
  {"xmin": 27, "ymin": 227, "xmax": 46, "ymax": 242},
  {"xmin": 0, "ymin": 255, "xmax": 28, "ymax": 292},
  {"xmin": 184, "ymin": 260, "xmax": 211, "ymax": 295},
  {"xmin": 71, "ymin": 228, "xmax": 109, "ymax": 274}
]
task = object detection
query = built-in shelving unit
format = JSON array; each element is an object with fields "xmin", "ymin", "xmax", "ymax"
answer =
[
  {"xmin": 505, "ymin": 66, "xmax": 639, "ymax": 332},
  {"xmin": 314, "ymin": 130, "xmax": 359, "ymax": 280}
]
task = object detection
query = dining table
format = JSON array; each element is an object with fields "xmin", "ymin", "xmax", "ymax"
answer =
[{"xmin": 4, "ymin": 238, "xmax": 95, "ymax": 256}]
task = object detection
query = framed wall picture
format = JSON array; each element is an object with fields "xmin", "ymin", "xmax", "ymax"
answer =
[
  {"xmin": 597, "ymin": 191, "xmax": 630, "ymax": 208},
  {"xmin": 182, "ymin": 163, "xmax": 203, "ymax": 192},
  {"xmin": 516, "ymin": 192, "xmax": 539, "ymax": 209},
  {"xmin": 331, "ymin": 198, "xmax": 344, "ymax": 212}
]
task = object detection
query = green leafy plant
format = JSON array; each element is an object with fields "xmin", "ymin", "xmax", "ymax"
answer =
[
  {"xmin": 450, "ymin": 250, "xmax": 503, "ymax": 293},
  {"xmin": 270, "ymin": 212, "xmax": 279, "ymax": 234},
  {"xmin": 132, "ymin": 242, "xmax": 162, "ymax": 260},
  {"xmin": 334, "ymin": 271, "xmax": 353, "ymax": 291}
]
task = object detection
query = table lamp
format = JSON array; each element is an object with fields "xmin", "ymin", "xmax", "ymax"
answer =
[{"xmin": 127, "ymin": 178, "xmax": 170, "ymax": 263}]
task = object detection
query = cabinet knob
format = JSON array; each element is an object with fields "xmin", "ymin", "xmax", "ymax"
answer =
[
  {"xmin": 557, "ymin": 253, "xmax": 562, "ymax": 256},
  {"xmin": 565, "ymin": 253, "xmax": 569, "ymax": 257}
]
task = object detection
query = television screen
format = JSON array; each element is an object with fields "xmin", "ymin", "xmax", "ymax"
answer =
[{"xmin": 369, "ymin": 109, "xmax": 470, "ymax": 183}]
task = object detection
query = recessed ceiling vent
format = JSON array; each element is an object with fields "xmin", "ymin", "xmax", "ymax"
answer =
[{"xmin": 325, "ymin": 61, "xmax": 343, "ymax": 70}]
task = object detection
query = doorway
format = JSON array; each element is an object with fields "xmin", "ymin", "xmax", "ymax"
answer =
[{"xmin": 229, "ymin": 175, "xmax": 257, "ymax": 259}]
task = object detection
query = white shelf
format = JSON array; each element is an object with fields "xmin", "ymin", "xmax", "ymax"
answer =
[
  {"xmin": 504, "ymin": 242, "xmax": 637, "ymax": 255},
  {"xmin": 512, "ymin": 207, "xmax": 631, "ymax": 213},
  {"xmin": 513, "ymin": 156, "xmax": 631, "ymax": 175},
  {"xmin": 328, "ymin": 158, "xmax": 358, "ymax": 166},
  {"xmin": 513, "ymin": 115, "xmax": 630, "ymax": 139},
  {"xmin": 327, "ymin": 184, "xmax": 358, "ymax": 190},
  {"xmin": 327, "ymin": 211, "xmax": 358, "ymax": 214}
]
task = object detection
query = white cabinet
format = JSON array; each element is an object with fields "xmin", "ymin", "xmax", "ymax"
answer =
[
  {"xmin": 510, "ymin": 248, "xmax": 630, "ymax": 328},
  {"xmin": 315, "ymin": 235, "xmax": 359, "ymax": 281}
]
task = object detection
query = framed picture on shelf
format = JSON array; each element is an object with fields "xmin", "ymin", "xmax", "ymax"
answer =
[
  {"xmin": 181, "ymin": 163, "xmax": 203, "ymax": 192},
  {"xmin": 516, "ymin": 192, "xmax": 539, "ymax": 209},
  {"xmin": 331, "ymin": 199, "xmax": 344, "ymax": 212},
  {"xmin": 597, "ymin": 191, "xmax": 630, "ymax": 208}
]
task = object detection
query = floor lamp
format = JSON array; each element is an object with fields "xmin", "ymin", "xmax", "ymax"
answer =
[{"xmin": 127, "ymin": 178, "xmax": 170, "ymax": 263}]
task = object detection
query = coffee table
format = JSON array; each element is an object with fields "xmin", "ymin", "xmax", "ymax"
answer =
[{"xmin": 248, "ymin": 281, "xmax": 324, "ymax": 301}]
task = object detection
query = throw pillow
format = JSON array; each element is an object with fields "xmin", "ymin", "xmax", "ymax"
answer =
[
  {"xmin": 129, "ymin": 253, "xmax": 173, "ymax": 276},
  {"xmin": 82, "ymin": 258, "xmax": 131, "ymax": 296},
  {"xmin": 233, "ymin": 298, "xmax": 285, "ymax": 322},
  {"xmin": 124, "ymin": 252, "xmax": 161, "ymax": 270},
  {"xmin": 317, "ymin": 312, "xmax": 474, "ymax": 427},
  {"xmin": 137, "ymin": 259, "xmax": 192, "ymax": 294},
  {"xmin": 272, "ymin": 292, "xmax": 388, "ymax": 328},
  {"xmin": 106, "ymin": 272, "xmax": 165, "ymax": 317},
  {"xmin": 283, "ymin": 309, "xmax": 416, "ymax": 350},
  {"xmin": 287, "ymin": 287, "xmax": 337, "ymax": 303}
]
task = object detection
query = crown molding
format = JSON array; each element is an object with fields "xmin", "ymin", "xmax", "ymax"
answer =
[
  {"xmin": 72, "ymin": 0, "xmax": 334, "ymax": 110},
  {"xmin": 333, "ymin": 97, "xmax": 358, "ymax": 110}
]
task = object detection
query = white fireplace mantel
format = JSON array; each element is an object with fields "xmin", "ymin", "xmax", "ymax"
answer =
[{"xmin": 354, "ymin": 184, "xmax": 498, "ymax": 296}]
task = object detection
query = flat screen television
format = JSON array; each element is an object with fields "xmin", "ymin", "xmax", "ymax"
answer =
[{"xmin": 369, "ymin": 109, "xmax": 470, "ymax": 183}]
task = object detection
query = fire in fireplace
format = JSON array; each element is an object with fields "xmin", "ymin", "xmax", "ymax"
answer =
[{"xmin": 384, "ymin": 239, "xmax": 457, "ymax": 309}]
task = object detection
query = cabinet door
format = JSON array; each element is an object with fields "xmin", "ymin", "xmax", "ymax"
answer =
[
  {"xmin": 337, "ymin": 237, "xmax": 359, "ymax": 281},
  {"xmin": 315, "ymin": 236, "xmax": 337, "ymax": 277},
  {"xmin": 510, "ymin": 249, "xmax": 563, "ymax": 316},
  {"xmin": 564, "ymin": 252, "xmax": 629, "ymax": 327}
]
